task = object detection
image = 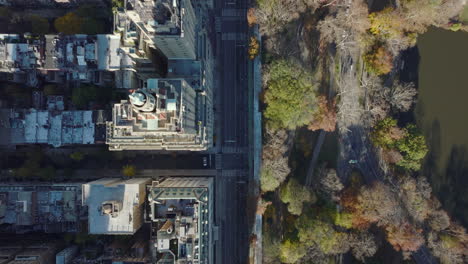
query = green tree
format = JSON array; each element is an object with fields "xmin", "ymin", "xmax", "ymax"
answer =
[
  {"xmin": 81, "ymin": 18, "xmax": 105, "ymax": 35},
  {"xmin": 279, "ymin": 239, "xmax": 307, "ymax": 263},
  {"xmin": 122, "ymin": 165, "xmax": 136, "ymax": 177},
  {"xmin": 279, "ymin": 178, "xmax": 316, "ymax": 215},
  {"xmin": 395, "ymin": 124, "xmax": 428, "ymax": 171},
  {"xmin": 260, "ymin": 167, "xmax": 280, "ymax": 193},
  {"xmin": 70, "ymin": 151, "xmax": 85, "ymax": 161},
  {"xmin": 72, "ymin": 84, "xmax": 98, "ymax": 109},
  {"xmin": 54, "ymin": 12, "xmax": 82, "ymax": 34},
  {"xmin": 43, "ymin": 84, "xmax": 61, "ymax": 96},
  {"xmin": 296, "ymin": 213, "xmax": 349, "ymax": 255},
  {"xmin": 264, "ymin": 59, "xmax": 318, "ymax": 129},
  {"xmin": 370, "ymin": 117, "xmax": 401, "ymax": 148},
  {"xmin": 29, "ymin": 15, "xmax": 49, "ymax": 35},
  {"xmin": 38, "ymin": 166, "xmax": 56, "ymax": 181}
]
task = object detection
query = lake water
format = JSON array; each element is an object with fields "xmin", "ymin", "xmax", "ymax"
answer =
[{"xmin": 416, "ymin": 27, "xmax": 468, "ymax": 226}]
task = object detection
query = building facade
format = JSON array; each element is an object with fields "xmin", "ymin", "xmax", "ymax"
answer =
[{"xmin": 147, "ymin": 177, "xmax": 214, "ymax": 264}]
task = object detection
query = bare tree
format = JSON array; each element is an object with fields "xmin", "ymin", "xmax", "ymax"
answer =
[
  {"xmin": 429, "ymin": 210, "xmax": 451, "ymax": 232},
  {"xmin": 318, "ymin": 168, "xmax": 343, "ymax": 201},
  {"xmin": 260, "ymin": 128, "xmax": 291, "ymax": 192},
  {"xmin": 357, "ymin": 182, "xmax": 404, "ymax": 226},
  {"xmin": 389, "ymin": 82, "xmax": 417, "ymax": 112},
  {"xmin": 398, "ymin": 175, "xmax": 432, "ymax": 222},
  {"xmin": 349, "ymin": 231, "xmax": 378, "ymax": 261}
]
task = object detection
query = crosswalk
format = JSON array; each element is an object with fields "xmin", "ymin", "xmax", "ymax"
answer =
[
  {"xmin": 221, "ymin": 8, "xmax": 246, "ymax": 17},
  {"xmin": 221, "ymin": 146, "xmax": 248, "ymax": 153}
]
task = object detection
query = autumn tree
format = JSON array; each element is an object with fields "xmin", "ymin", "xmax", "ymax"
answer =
[
  {"xmin": 247, "ymin": 8, "xmax": 256, "ymax": 27},
  {"xmin": 385, "ymin": 222, "xmax": 424, "ymax": 253},
  {"xmin": 356, "ymin": 182, "xmax": 403, "ymax": 226},
  {"xmin": 428, "ymin": 210, "xmax": 451, "ymax": 232},
  {"xmin": 54, "ymin": 12, "xmax": 82, "ymax": 35},
  {"xmin": 280, "ymin": 178, "xmax": 316, "ymax": 215},
  {"xmin": 254, "ymin": 0, "xmax": 319, "ymax": 36},
  {"xmin": 371, "ymin": 118, "xmax": 428, "ymax": 170},
  {"xmin": 364, "ymin": 44, "xmax": 393, "ymax": 75},
  {"xmin": 308, "ymin": 96, "xmax": 337, "ymax": 132},
  {"xmin": 398, "ymin": 175, "xmax": 433, "ymax": 222},
  {"xmin": 264, "ymin": 59, "xmax": 318, "ymax": 129},
  {"xmin": 260, "ymin": 128, "xmax": 290, "ymax": 192},
  {"xmin": 248, "ymin": 36, "xmax": 259, "ymax": 60},
  {"xmin": 428, "ymin": 223, "xmax": 468, "ymax": 264}
]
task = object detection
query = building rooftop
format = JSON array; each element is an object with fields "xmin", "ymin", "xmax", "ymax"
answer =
[
  {"xmin": 106, "ymin": 78, "xmax": 209, "ymax": 151},
  {"xmin": 0, "ymin": 105, "xmax": 98, "ymax": 148},
  {"xmin": 0, "ymin": 183, "xmax": 83, "ymax": 233},
  {"xmin": 82, "ymin": 178, "xmax": 150, "ymax": 235},
  {"xmin": 147, "ymin": 178, "xmax": 213, "ymax": 264},
  {"xmin": 97, "ymin": 34, "xmax": 121, "ymax": 71},
  {"xmin": 0, "ymin": 35, "xmax": 41, "ymax": 72},
  {"xmin": 129, "ymin": 0, "xmax": 184, "ymax": 35}
]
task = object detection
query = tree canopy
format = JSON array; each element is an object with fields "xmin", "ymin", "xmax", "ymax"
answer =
[
  {"xmin": 279, "ymin": 178, "xmax": 316, "ymax": 215},
  {"xmin": 264, "ymin": 59, "xmax": 318, "ymax": 129},
  {"xmin": 54, "ymin": 12, "xmax": 83, "ymax": 35},
  {"xmin": 371, "ymin": 118, "xmax": 428, "ymax": 170}
]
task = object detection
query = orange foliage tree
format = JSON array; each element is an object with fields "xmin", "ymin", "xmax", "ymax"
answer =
[
  {"xmin": 308, "ymin": 96, "xmax": 336, "ymax": 132},
  {"xmin": 248, "ymin": 36, "xmax": 260, "ymax": 59},
  {"xmin": 247, "ymin": 8, "xmax": 257, "ymax": 27},
  {"xmin": 364, "ymin": 44, "xmax": 393, "ymax": 75},
  {"xmin": 385, "ymin": 222, "xmax": 424, "ymax": 253}
]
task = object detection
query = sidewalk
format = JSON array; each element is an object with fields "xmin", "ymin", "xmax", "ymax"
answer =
[{"xmin": 248, "ymin": 23, "xmax": 263, "ymax": 264}]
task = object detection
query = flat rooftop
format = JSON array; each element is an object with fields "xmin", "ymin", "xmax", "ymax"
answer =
[{"xmin": 83, "ymin": 178, "xmax": 150, "ymax": 234}]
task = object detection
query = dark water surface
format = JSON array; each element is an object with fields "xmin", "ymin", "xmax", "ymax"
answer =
[{"xmin": 416, "ymin": 27, "xmax": 468, "ymax": 226}]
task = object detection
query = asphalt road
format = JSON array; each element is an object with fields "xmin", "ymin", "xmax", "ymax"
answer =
[{"xmin": 212, "ymin": 0, "xmax": 250, "ymax": 262}]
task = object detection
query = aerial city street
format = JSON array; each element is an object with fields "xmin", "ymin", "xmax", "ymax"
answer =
[
  {"xmin": 1, "ymin": 0, "xmax": 468, "ymax": 264},
  {"xmin": 0, "ymin": 0, "xmax": 252, "ymax": 263}
]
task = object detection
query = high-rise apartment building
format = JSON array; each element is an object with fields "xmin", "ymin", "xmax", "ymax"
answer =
[
  {"xmin": 147, "ymin": 177, "xmax": 214, "ymax": 264},
  {"xmin": 126, "ymin": 0, "xmax": 198, "ymax": 60},
  {"xmin": 106, "ymin": 78, "xmax": 210, "ymax": 151}
]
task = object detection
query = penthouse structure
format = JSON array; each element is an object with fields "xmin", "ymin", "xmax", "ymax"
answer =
[
  {"xmin": 0, "ymin": 183, "xmax": 84, "ymax": 233},
  {"xmin": 82, "ymin": 178, "xmax": 150, "ymax": 235},
  {"xmin": 147, "ymin": 177, "xmax": 214, "ymax": 264},
  {"xmin": 125, "ymin": 0, "xmax": 197, "ymax": 60},
  {"xmin": 106, "ymin": 78, "xmax": 210, "ymax": 151}
]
